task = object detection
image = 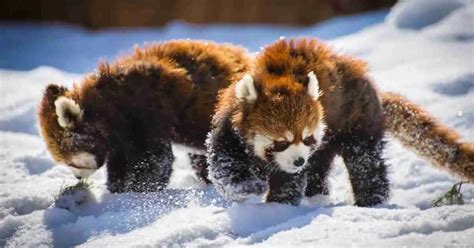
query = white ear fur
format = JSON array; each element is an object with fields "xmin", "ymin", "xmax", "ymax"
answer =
[
  {"xmin": 54, "ymin": 96, "xmax": 83, "ymax": 128},
  {"xmin": 307, "ymin": 71, "xmax": 321, "ymax": 100},
  {"xmin": 235, "ymin": 74, "xmax": 258, "ymax": 102}
]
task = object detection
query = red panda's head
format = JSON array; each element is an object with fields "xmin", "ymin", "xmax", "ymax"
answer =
[
  {"xmin": 230, "ymin": 39, "xmax": 332, "ymax": 174},
  {"xmin": 233, "ymin": 71, "xmax": 326, "ymax": 174},
  {"xmin": 38, "ymin": 84, "xmax": 106, "ymax": 178}
]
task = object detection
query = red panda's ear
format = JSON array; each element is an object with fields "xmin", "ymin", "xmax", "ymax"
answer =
[
  {"xmin": 54, "ymin": 96, "xmax": 83, "ymax": 129},
  {"xmin": 235, "ymin": 74, "xmax": 257, "ymax": 103},
  {"xmin": 307, "ymin": 71, "xmax": 321, "ymax": 100},
  {"xmin": 42, "ymin": 84, "xmax": 68, "ymax": 107},
  {"xmin": 40, "ymin": 84, "xmax": 68, "ymax": 121},
  {"xmin": 45, "ymin": 84, "xmax": 67, "ymax": 97}
]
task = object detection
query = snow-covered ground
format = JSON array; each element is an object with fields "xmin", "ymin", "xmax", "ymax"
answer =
[{"xmin": 1, "ymin": 0, "xmax": 474, "ymax": 247}]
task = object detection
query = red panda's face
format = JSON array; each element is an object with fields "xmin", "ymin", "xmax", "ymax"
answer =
[
  {"xmin": 234, "ymin": 72, "xmax": 326, "ymax": 174},
  {"xmin": 38, "ymin": 84, "xmax": 106, "ymax": 179}
]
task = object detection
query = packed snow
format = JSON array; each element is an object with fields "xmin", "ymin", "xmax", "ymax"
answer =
[{"xmin": 1, "ymin": 0, "xmax": 474, "ymax": 247}]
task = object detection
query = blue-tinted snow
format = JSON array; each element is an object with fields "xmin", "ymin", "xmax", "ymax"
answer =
[{"xmin": 0, "ymin": 9, "xmax": 387, "ymax": 73}]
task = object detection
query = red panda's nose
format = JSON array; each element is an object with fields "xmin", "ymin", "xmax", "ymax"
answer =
[{"xmin": 293, "ymin": 157, "xmax": 305, "ymax": 167}]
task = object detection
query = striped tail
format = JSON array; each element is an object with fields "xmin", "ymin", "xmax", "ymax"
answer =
[{"xmin": 381, "ymin": 92, "xmax": 474, "ymax": 182}]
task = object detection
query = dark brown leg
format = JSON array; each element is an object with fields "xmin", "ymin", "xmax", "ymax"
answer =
[
  {"xmin": 107, "ymin": 140, "xmax": 174, "ymax": 193},
  {"xmin": 188, "ymin": 153, "xmax": 211, "ymax": 184},
  {"xmin": 305, "ymin": 143, "xmax": 338, "ymax": 197},
  {"xmin": 265, "ymin": 170, "xmax": 306, "ymax": 205},
  {"xmin": 340, "ymin": 137, "xmax": 390, "ymax": 206}
]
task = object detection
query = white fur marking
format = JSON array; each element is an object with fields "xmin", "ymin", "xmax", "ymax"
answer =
[
  {"xmin": 274, "ymin": 143, "xmax": 311, "ymax": 174},
  {"xmin": 313, "ymin": 121, "xmax": 327, "ymax": 147},
  {"xmin": 302, "ymin": 127, "xmax": 313, "ymax": 139},
  {"xmin": 252, "ymin": 134, "xmax": 272, "ymax": 160},
  {"xmin": 235, "ymin": 74, "xmax": 257, "ymax": 102},
  {"xmin": 303, "ymin": 122, "xmax": 326, "ymax": 148},
  {"xmin": 54, "ymin": 96, "xmax": 83, "ymax": 128},
  {"xmin": 284, "ymin": 131, "xmax": 294, "ymax": 142},
  {"xmin": 70, "ymin": 152, "xmax": 97, "ymax": 178},
  {"xmin": 307, "ymin": 71, "xmax": 321, "ymax": 100}
]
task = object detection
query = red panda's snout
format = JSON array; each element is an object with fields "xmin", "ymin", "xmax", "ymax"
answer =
[
  {"xmin": 234, "ymin": 71, "xmax": 326, "ymax": 174},
  {"xmin": 250, "ymin": 124, "xmax": 326, "ymax": 174},
  {"xmin": 272, "ymin": 125, "xmax": 326, "ymax": 173}
]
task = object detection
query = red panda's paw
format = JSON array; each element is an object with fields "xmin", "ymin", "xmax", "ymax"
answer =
[
  {"xmin": 188, "ymin": 153, "xmax": 211, "ymax": 184},
  {"xmin": 214, "ymin": 178, "xmax": 267, "ymax": 202},
  {"xmin": 264, "ymin": 170, "xmax": 306, "ymax": 205}
]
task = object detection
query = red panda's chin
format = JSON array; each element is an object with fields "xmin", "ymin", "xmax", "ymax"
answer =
[
  {"xmin": 68, "ymin": 152, "xmax": 99, "ymax": 179},
  {"xmin": 69, "ymin": 166, "xmax": 97, "ymax": 179},
  {"xmin": 277, "ymin": 164, "xmax": 306, "ymax": 174}
]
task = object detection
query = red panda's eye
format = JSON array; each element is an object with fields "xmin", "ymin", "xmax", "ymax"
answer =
[
  {"xmin": 303, "ymin": 135, "xmax": 316, "ymax": 146},
  {"xmin": 273, "ymin": 140, "xmax": 291, "ymax": 152}
]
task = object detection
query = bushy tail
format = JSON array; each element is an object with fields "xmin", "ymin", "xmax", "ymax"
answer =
[{"xmin": 381, "ymin": 92, "xmax": 474, "ymax": 182}]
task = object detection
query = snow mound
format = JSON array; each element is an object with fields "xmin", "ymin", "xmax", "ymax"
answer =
[
  {"xmin": 422, "ymin": 3, "xmax": 474, "ymax": 41},
  {"xmin": 387, "ymin": 0, "xmax": 467, "ymax": 30},
  {"xmin": 1, "ymin": 0, "xmax": 474, "ymax": 247}
]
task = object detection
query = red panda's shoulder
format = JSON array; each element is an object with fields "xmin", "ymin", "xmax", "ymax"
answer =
[{"xmin": 128, "ymin": 40, "xmax": 252, "ymax": 82}]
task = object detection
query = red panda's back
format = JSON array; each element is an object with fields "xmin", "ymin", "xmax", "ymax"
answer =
[{"xmin": 71, "ymin": 40, "xmax": 252, "ymax": 149}]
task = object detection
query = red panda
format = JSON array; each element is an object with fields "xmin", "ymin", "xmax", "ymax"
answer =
[
  {"xmin": 38, "ymin": 40, "xmax": 251, "ymax": 193},
  {"xmin": 206, "ymin": 38, "xmax": 474, "ymax": 206}
]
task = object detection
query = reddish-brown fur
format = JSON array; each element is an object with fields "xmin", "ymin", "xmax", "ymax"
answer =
[
  {"xmin": 211, "ymin": 38, "xmax": 389, "ymax": 206},
  {"xmin": 215, "ymin": 38, "xmax": 384, "ymax": 146},
  {"xmin": 38, "ymin": 40, "xmax": 251, "ymax": 192},
  {"xmin": 209, "ymin": 38, "xmax": 473, "ymax": 206},
  {"xmin": 250, "ymin": 39, "xmax": 473, "ymax": 183},
  {"xmin": 39, "ymin": 38, "xmax": 473, "ymax": 197},
  {"xmin": 382, "ymin": 92, "xmax": 474, "ymax": 182}
]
